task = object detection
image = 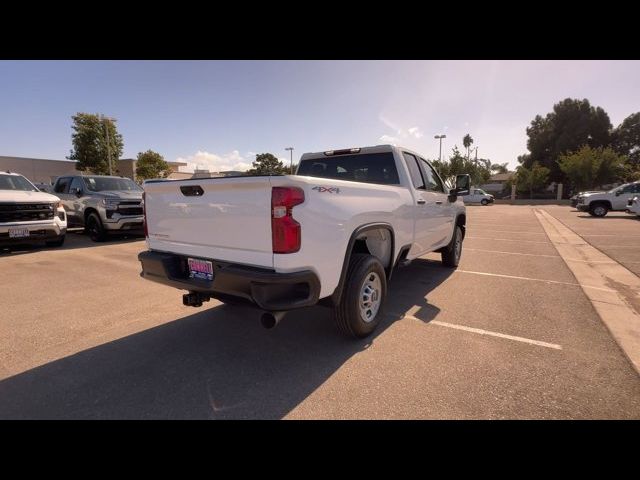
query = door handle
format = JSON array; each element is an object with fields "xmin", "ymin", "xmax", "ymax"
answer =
[
  {"xmin": 417, "ymin": 199, "xmax": 426, "ymax": 205},
  {"xmin": 435, "ymin": 201, "xmax": 443, "ymax": 205}
]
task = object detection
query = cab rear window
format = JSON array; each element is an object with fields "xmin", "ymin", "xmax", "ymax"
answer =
[{"xmin": 297, "ymin": 152, "xmax": 400, "ymax": 185}]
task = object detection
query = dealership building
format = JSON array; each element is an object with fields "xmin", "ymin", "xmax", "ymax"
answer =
[{"xmin": 0, "ymin": 155, "xmax": 188, "ymax": 184}]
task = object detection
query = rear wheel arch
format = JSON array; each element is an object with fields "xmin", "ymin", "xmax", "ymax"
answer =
[{"xmin": 326, "ymin": 223, "xmax": 395, "ymax": 306}]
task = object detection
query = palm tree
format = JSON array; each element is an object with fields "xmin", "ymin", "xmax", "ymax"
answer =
[{"xmin": 463, "ymin": 134, "xmax": 474, "ymax": 161}]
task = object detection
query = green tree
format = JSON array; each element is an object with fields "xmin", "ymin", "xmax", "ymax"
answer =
[
  {"xmin": 462, "ymin": 134, "xmax": 474, "ymax": 160},
  {"xmin": 523, "ymin": 98, "xmax": 612, "ymax": 182},
  {"xmin": 612, "ymin": 112, "xmax": 640, "ymax": 167},
  {"xmin": 246, "ymin": 153, "xmax": 288, "ymax": 175},
  {"xmin": 67, "ymin": 113, "xmax": 123, "ymax": 175},
  {"xmin": 135, "ymin": 150, "xmax": 170, "ymax": 181},
  {"xmin": 558, "ymin": 145, "xmax": 626, "ymax": 191},
  {"xmin": 490, "ymin": 162, "xmax": 509, "ymax": 174},
  {"xmin": 515, "ymin": 162, "xmax": 550, "ymax": 199},
  {"xmin": 434, "ymin": 146, "xmax": 491, "ymax": 187}
]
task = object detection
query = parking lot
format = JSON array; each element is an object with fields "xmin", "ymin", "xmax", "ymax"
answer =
[{"xmin": 1, "ymin": 205, "xmax": 640, "ymax": 419}]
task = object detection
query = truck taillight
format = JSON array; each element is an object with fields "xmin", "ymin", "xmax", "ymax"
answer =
[
  {"xmin": 142, "ymin": 191, "xmax": 148, "ymax": 237},
  {"xmin": 271, "ymin": 186, "xmax": 304, "ymax": 254}
]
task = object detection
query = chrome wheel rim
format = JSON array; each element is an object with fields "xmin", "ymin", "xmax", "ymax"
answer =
[
  {"xmin": 359, "ymin": 272, "xmax": 382, "ymax": 323},
  {"xmin": 594, "ymin": 206, "xmax": 606, "ymax": 216},
  {"xmin": 455, "ymin": 231, "xmax": 462, "ymax": 259}
]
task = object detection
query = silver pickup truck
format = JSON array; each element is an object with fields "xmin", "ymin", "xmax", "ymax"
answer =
[{"xmin": 53, "ymin": 174, "xmax": 144, "ymax": 241}]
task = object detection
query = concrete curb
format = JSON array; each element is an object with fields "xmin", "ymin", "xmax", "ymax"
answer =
[{"xmin": 535, "ymin": 209, "xmax": 640, "ymax": 375}]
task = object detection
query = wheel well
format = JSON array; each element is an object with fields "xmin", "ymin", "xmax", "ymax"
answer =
[
  {"xmin": 322, "ymin": 223, "xmax": 395, "ymax": 307},
  {"xmin": 590, "ymin": 200, "xmax": 612, "ymax": 210},
  {"xmin": 84, "ymin": 207, "xmax": 99, "ymax": 223},
  {"xmin": 352, "ymin": 227, "xmax": 393, "ymax": 275}
]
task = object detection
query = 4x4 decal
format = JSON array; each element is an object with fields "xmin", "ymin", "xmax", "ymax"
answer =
[{"xmin": 312, "ymin": 186, "xmax": 341, "ymax": 194}]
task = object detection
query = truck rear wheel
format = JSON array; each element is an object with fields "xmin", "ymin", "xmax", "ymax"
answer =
[
  {"xmin": 334, "ymin": 253, "xmax": 387, "ymax": 338},
  {"xmin": 441, "ymin": 225, "xmax": 463, "ymax": 267}
]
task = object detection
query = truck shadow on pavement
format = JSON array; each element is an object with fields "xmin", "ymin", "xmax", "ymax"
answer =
[
  {"xmin": 0, "ymin": 258, "xmax": 452, "ymax": 419},
  {"xmin": 0, "ymin": 231, "xmax": 144, "ymax": 256}
]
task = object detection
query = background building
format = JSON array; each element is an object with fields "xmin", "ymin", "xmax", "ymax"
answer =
[{"xmin": 0, "ymin": 155, "xmax": 187, "ymax": 183}]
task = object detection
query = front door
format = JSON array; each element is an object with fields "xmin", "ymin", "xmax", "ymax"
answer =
[
  {"xmin": 613, "ymin": 183, "xmax": 640, "ymax": 210},
  {"xmin": 402, "ymin": 152, "xmax": 443, "ymax": 256}
]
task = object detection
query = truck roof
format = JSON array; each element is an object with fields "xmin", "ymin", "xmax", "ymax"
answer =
[{"xmin": 300, "ymin": 144, "xmax": 397, "ymax": 161}]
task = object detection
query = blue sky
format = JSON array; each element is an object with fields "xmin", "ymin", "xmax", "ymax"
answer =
[{"xmin": 1, "ymin": 60, "xmax": 639, "ymax": 172}]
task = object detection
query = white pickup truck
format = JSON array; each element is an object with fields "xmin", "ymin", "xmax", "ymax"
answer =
[
  {"xmin": 138, "ymin": 145, "xmax": 469, "ymax": 338},
  {"xmin": 576, "ymin": 181, "xmax": 640, "ymax": 217},
  {"xmin": 1, "ymin": 172, "xmax": 67, "ymax": 248}
]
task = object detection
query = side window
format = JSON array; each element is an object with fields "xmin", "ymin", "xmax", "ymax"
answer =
[
  {"xmin": 54, "ymin": 177, "xmax": 71, "ymax": 194},
  {"xmin": 420, "ymin": 159, "xmax": 445, "ymax": 193},
  {"xmin": 403, "ymin": 153, "xmax": 425, "ymax": 190},
  {"xmin": 69, "ymin": 177, "xmax": 83, "ymax": 193}
]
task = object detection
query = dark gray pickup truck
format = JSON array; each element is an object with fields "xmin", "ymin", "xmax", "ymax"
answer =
[{"xmin": 53, "ymin": 174, "xmax": 144, "ymax": 241}]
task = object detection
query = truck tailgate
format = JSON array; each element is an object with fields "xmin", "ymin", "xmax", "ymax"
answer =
[{"xmin": 143, "ymin": 176, "xmax": 274, "ymax": 268}]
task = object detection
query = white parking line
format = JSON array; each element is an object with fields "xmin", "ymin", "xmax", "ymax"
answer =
[
  {"xmin": 466, "ymin": 236, "xmax": 551, "ymax": 244},
  {"xmin": 402, "ymin": 314, "xmax": 562, "ymax": 350},
  {"xmin": 465, "ymin": 248, "xmax": 560, "ymax": 258},
  {"xmin": 469, "ymin": 229, "xmax": 548, "ymax": 235},
  {"xmin": 454, "ymin": 269, "xmax": 617, "ymax": 293}
]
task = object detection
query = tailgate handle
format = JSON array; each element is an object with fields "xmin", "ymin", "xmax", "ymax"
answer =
[{"xmin": 180, "ymin": 185, "xmax": 204, "ymax": 196}]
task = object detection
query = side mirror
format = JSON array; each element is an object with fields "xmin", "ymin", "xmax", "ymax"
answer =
[
  {"xmin": 71, "ymin": 187, "xmax": 83, "ymax": 197},
  {"xmin": 615, "ymin": 191, "xmax": 621, "ymax": 196},
  {"xmin": 455, "ymin": 174, "xmax": 470, "ymax": 195}
]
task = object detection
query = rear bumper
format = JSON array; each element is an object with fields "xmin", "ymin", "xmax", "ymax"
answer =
[{"xmin": 138, "ymin": 250, "xmax": 321, "ymax": 311}]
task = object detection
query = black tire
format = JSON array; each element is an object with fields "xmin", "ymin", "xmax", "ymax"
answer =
[
  {"xmin": 45, "ymin": 235, "xmax": 65, "ymax": 247},
  {"xmin": 589, "ymin": 202, "xmax": 609, "ymax": 217},
  {"xmin": 481, "ymin": 199, "xmax": 489, "ymax": 205},
  {"xmin": 334, "ymin": 253, "xmax": 387, "ymax": 338},
  {"xmin": 86, "ymin": 212, "xmax": 107, "ymax": 242},
  {"xmin": 441, "ymin": 225, "xmax": 463, "ymax": 268}
]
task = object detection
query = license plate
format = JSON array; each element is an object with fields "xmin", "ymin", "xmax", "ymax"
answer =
[
  {"xmin": 8, "ymin": 228, "xmax": 30, "ymax": 238},
  {"xmin": 188, "ymin": 257, "xmax": 214, "ymax": 281}
]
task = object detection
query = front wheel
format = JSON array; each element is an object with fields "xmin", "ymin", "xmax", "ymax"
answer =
[
  {"xmin": 334, "ymin": 253, "xmax": 387, "ymax": 338},
  {"xmin": 481, "ymin": 199, "xmax": 489, "ymax": 205},
  {"xmin": 86, "ymin": 213, "xmax": 107, "ymax": 242},
  {"xmin": 589, "ymin": 203, "xmax": 609, "ymax": 217},
  {"xmin": 441, "ymin": 225, "xmax": 463, "ymax": 267},
  {"xmin": 45, "ymin": 235, "xmax": 65, "ymax": 247}
]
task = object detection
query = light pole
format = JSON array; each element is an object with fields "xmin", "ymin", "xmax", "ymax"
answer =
[
  {"xmin": 434, "ymin": 134, "xmax": 446, "ymax": 162},
  {"xmin": 100, "ymin": 114, "xmax": 117, "ymax": 176},
  {"xmin": 285, "ymin": 147, "xmax": 294, "ymax": 174}
]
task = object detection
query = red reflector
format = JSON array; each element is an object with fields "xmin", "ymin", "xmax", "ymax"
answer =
[{"xmin": 271, "ymin": 187, "xmax": 304, "ymax": 254}]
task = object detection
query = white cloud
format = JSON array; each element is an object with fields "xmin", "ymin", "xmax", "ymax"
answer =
[
  {"xmin": 379, "ymin": 134, "xmax": 398, "ymax": 143},
  {"xmin": 408, "ymin": 127, "xmax": 423, "ymax": 138},
  {"xmin": 379, "ymin": 114, "xmax": 423, "ymax": 142},
  {"xmin": 176, "ymin": 150, "xmax": 253, "ymax": 173}
]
